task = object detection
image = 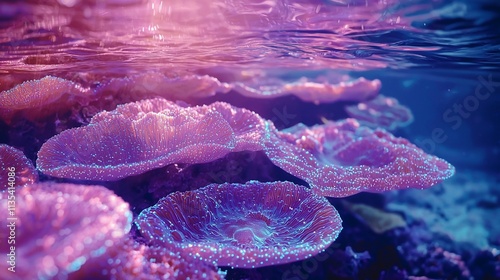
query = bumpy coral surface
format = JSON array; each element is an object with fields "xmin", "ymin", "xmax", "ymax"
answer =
[{"xmin": 2, "ymin": 0, "xmax": 489, "ymax": 278}]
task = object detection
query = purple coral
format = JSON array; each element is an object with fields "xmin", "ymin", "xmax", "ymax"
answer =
[
  {"xmin": 0, "ymin": 144, "xmax": 38, "ymax": 189},
  {"xmin": 0, "ymin": 182, "xmax": 132, "ymax": 280},
  {"xmin": 265, "ymin": 118, "xmax": 455, "ymax": 197},
  {"xmin": 36, "ymin": 98, "xmax": 269, "ymax": 181},
  {"xmin": 345, "ymin": 94, "xmax": 414, "ymax": 130},
  {"xmin": 136, "ymin": 181, "xmax": 342, "ymax": 268},
  {"xmin": 96, "ymin": 72, "xmax": 231, "ymax": 100},
  {"xmin": 0, "ymin": 76, "xmax": 92, "ymax": 123}
]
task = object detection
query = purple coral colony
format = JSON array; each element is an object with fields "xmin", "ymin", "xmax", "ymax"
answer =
[{"xmin": 0, "ymin": 0, "xmax": 498, "ymax": 280}]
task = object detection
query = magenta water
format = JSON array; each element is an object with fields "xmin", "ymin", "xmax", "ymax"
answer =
[{"xmin": 0, "ymin": 0, "xmax": 499, "ymax": 279}]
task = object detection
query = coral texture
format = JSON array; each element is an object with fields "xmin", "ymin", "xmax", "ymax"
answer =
[{"xmin": 96, "ymin": 72, "xmax": 231, "ymax": 100}]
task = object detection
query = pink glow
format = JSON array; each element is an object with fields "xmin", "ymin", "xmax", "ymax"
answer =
[
  {"xmin": 0, "ymin": 0, "xmax": 463, "ymax": 277},
  {"xmin": 0, "ymin": 0, "xmax": 444, "ymax": 77}
]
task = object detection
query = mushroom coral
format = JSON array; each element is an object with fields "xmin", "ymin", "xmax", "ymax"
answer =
[
  {"xmin": 37, "ymin": 98, "xmax": 454, "ymax": 197},
  {"xmin": 265, "ymin": 118, "xmax": 455, "ymax": 197},
  {"xmin": 136, "ymin": 181, "xmax": 342, "ymax": 268},
  {"xmin": 0, "ymin": 76, "xmax": 93, "ymax": 123},
  {"xmin": 345, "ymin": 94, "xmax": 414, "ymax": 131},
  {"xmin": 36, "ymin": 98, "xmax": 270, "ymax": 181},
  {"xmin": 230, "ymin": 76, "xmax": 381, "ymax": 104},
  {"xmin": 96, "ymin": 72, "xmax": 231, "ymax": 100}
]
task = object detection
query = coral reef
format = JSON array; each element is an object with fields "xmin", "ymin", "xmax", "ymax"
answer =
[{"xmin": 70, "ymin": 239, "xmax": 224, "ymax": 280}]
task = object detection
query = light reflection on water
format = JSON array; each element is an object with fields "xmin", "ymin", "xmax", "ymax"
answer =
[{"xmin": 3, "ymin": 0, "xmax": 494, "ymax": 80}]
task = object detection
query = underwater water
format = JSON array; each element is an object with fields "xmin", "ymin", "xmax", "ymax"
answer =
[{"xmin": 0, "ymin": 0, "xmax": 499, "ymax": 279}]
